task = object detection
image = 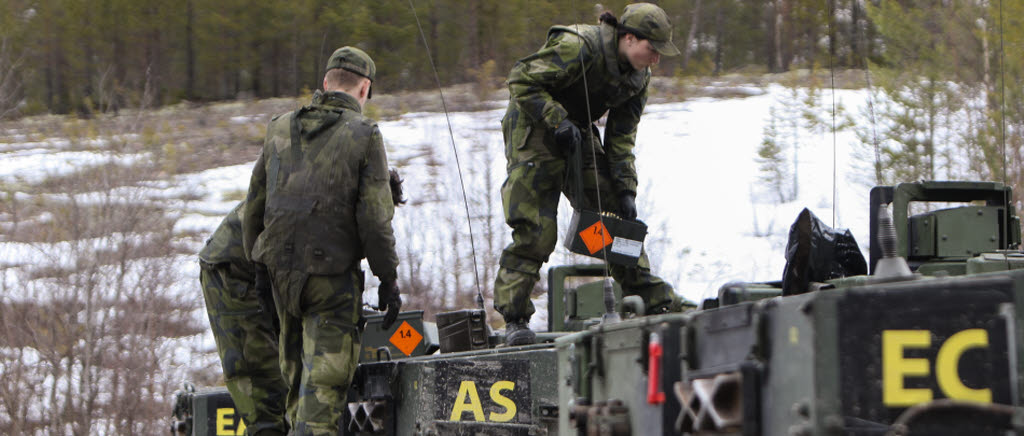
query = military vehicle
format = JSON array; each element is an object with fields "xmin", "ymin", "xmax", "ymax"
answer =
[{"xmin": 172, "ymin": 180, "xmax": 1024, "ymax": 435}]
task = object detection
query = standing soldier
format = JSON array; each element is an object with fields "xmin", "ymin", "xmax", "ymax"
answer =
[
  {"xmin": 495, "ymin": 3, "xmax": 687, "ymax": 345},
  {"xmin": 242, "ymin": 47, "xmax": 402, "ymax": 436},
  {"xmin": 199, "ymin": 201, "xmax": 288, "ymax": 436},
  {"xmin": 198, "ymin": 171, "xmax": 405, "ymax": 436}
]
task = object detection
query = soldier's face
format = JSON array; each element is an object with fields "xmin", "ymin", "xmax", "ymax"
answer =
[{"xmin": 622, "ymin": 34, "xmax": 660, "ymax": 71}]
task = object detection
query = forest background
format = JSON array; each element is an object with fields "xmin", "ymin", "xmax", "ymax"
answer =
[
  {"xmin": 2, "ymin": 0, "xmax": 1024, "ymax": 434},
  {"xmin": 2, "ymin": 0, "xmax": 1024, "ymax": 187}
]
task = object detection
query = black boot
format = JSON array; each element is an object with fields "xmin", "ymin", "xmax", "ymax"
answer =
[{"xmin": 505, "ymin": 320, "xmax": 536, "ymax": 346}]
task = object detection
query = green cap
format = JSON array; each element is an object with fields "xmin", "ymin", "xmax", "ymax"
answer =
[
  {"xmin": 325, "ymin": 46, "xmax": 376, "ymax": 82},
  {"xmin": 620, "ymin": 3, "xmax": 680, "ymax": 56}
]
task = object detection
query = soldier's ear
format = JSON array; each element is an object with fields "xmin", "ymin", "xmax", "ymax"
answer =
[{"xmin": 361, "ymin": 79, "xmax": 371, "ymax": 101}]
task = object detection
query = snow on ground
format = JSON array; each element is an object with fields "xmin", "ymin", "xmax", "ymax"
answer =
[
  {"xmin": 1, "ymin": 83, "xmax": 879, "ymax": 316},
  {"xmin": 0, "ymin": 148, "xmax": 151, "ymax": 184},
  {"xmin": 637, "ymin": 86, "xmax": 873, "ymax": 301}
]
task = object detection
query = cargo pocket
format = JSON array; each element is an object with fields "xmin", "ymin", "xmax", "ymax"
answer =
[
  {"xmin": 512, "ymin": 125, "xmax": 533, "ymax": 150},
  {"xmin": 305, "ymin": 316, "xmax": 360, "ymax": 387},
  {"xmin": 503, "ymin": 109, "xmax": 534, "ymax": 155}
]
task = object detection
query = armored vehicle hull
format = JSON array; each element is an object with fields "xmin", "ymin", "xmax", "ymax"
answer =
[{"xmin": 172, "ymin": 181, "xmax": 1024, "ymax": 435}]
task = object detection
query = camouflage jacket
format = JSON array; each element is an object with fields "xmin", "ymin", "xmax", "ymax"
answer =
[
  {"xmin": 242, "ymin": 91, "xmax": 398, "ymax": 281},
  {"xmin": 198, "ymin": 201, "xmax": 253, "ymax": 279},
  {"xmin": 505, "ymin": 22, "xmax": 650, "ymax": 195}
]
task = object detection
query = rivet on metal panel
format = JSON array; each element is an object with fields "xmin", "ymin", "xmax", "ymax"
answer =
[
  {"xmin": 791, "ymin": 401, "xmax": 809, "ymax": 418},
  {"xmin": 800, "ymin": 300, "xmax": 813, "ymax": 314}
]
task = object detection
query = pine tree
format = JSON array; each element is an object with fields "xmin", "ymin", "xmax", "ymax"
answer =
[
  {"xmin": 757, "ymin": 110, "xmax": 791, "ymax": 203},
  {"xmin": 865, "ymin": 0, "xmax": 970, "ymax": 184}
]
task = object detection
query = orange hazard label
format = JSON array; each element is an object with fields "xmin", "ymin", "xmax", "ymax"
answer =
[
  {"xmin": 580, "ymin": 221, "xmax": 612, "ymax": 254},
  {"xmin": 389, "ymin": 321, "xmax": 423, "ymax": 356}
]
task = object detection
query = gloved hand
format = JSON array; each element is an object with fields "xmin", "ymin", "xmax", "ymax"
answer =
[
  {"xmin": 253, "ymin": 263, "xmax": 280, "ymax": 332},
  {"xmin": 377, "ymin": 279, "xmax": 402, "ymax": 330},
  {"xmin": 554, "ymin": 119, "xmax": 582, "ymax": 151},
  {"xmin": 618, "ymin": 192, "xmax": 637, "ymax": 221},
  {"xmin": 254, "ymin": 263, "xmax": 272, "ymax": 298}
]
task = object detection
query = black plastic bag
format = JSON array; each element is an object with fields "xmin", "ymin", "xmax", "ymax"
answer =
[{"xmin": 782, "ymin": 208, "xmax": 867, "ymax": 295}]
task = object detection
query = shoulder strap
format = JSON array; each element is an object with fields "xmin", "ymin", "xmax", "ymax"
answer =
[{"xmin": 547, "ymin": 25, "xmax": 596, "ymax": 53}]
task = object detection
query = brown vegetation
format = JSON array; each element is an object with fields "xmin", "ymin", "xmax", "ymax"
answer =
[{"xmin": 0, "ymin": 128, "xmax": 211, "ymax": 434}]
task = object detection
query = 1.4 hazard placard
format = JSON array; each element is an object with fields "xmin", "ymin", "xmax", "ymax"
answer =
[
  {"xmin": 579, "ymin": 220, "xmax": 612, "ymax": 254},
  {"xmin": 389, "ymin": 321, "xmax": 423, "ymax": 356},
  {"xmin": 564, "ymin": 209, "xmax": 647, "ymax": 266}
]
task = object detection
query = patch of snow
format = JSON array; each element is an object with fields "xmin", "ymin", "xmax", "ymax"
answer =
[{"xmin": 0, "ymin": 149, "xmax": 151, "ymax": 184}]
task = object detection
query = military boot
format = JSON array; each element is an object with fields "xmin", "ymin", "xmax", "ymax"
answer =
[{"xmin": 505, "ymin": 320, "xmax": 536, "ymax": 346}]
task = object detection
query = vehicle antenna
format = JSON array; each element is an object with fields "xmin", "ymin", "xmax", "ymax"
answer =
[
  {"xmin": 824, "ymin": 0, "xmax": 838, "ymax": 228},
  {"xmin": 998, "ymin": 0, "xmax": 1010, "ymax": 237},
  {"xmin": 851, "ymin": 1, "xmax": 883, "ymax": 187},
  {"xmin": 571, "ymin": 0, "xmax": 617, "ymax": 322},
  {"xmin": 406, "ymin": 0, "xmax": 485, "ymax": 310}
]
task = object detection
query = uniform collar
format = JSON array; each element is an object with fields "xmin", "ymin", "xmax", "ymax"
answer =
[
  {"xmin": 599, "ymin": 23, "xmax": 626, "ymax": 82},
  {"xmin": 312, "ymin": 90, "xmax": 362, "ymax": 113},
  {"xmin": 599, "ymin": 22, "xmax": 648, "ymax": 88}
]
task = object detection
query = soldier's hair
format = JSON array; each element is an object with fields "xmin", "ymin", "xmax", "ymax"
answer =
[
  {"xmin": 599, "ymin": 11, "xmax": 618, "ymax": 27},
  {"xmin": 389, "ymin": 168, "xmax": 407, "ymax": 206},
  {"xmin": 325, "ymin": 68, "xmax": 367, "ymax": 92},
  {"xmin": 600, "ymin": 10, "xmax": 643, "ymax": 40}
]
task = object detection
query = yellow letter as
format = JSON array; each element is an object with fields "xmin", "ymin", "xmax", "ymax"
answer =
[
  {"xmin": 449, "ymin": 381, "xmax": 485, "ymax": 422},
  {"xmin": 489, "ymin": 381, "xmax": 517, "ymax": 422},
  {"xmin": 883, "ymin": 330, "xmax": 933, "ymax": 407},
  {"xmin": 936, "ymin": 329, "xmax": 991, "ymax": 403}
]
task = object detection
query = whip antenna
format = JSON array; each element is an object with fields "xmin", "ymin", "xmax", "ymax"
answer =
[
  {"xmin": 997, "ymin": 0, "xmax": 1008, "ymax": 186},
  {"xmin": 824, "ymin": 0, "xmax": 838, "ymax": 228},
  {"xmin": 997, "ymin": 0, "xmax": 1011, "ymax": 245},
  {"xmin": 853, "ymin": 0, "xmax": 882, "ymax": 184},
  {"xmin": 406, "ymin": 0, "xmax": 485, "ymax": 309},
  {"xmin": 570, "ymin": 0, "xmax": 617, "ymax": 321}
]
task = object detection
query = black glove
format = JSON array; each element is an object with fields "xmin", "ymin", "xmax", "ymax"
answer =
[
  {"xmin": 254, "ymin": 263, "xmax": 272, "ymax": 298},
  {"xmin": 377, "ymin": 279, "xmax": 402, "ymax": 330},
  {"xmin": 253, "ymin": 263, "xmax": 280, "ymax": 332},
  {"xmin": 554, "ymin": 119, "xmax": 582, "ymax": 151},
  {"xmin": 618, "ymin": 192, "xmax": 637, "ymax": 221}
]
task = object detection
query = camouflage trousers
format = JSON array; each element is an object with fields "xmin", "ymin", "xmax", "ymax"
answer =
[
  {"xmin": 269, "ymin": 267, "xmax": 362, "ymax": 436},
  {"xmin": 494, "ymin": 124, "xmax": 678, "ymax": 323},
  {"xmin": 200, "ymin": 261, "xmax": 288, "ymax": 435}
]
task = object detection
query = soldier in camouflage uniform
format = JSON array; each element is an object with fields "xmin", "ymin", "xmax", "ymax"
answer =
[
  {"xmin": 242, "ymin": 47, "xmax": 402, "ymax": 436},
  {"xmin": 495, "ymin": 3, "xmax": 689, "ymax": 345},
  {"xmin": 200, "ymin": 201, "xmax": 288, "ymax": 436},
  {"xmin": 199, "ymin": 171, "xmax": 406, "ymax": 436}
]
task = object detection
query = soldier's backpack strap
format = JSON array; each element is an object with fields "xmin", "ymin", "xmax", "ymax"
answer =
[
  {"xmin": 547, "ymin": 25, "xmax": 596, "ymax": 53},
  {"xmin": 548, "ymin": 24, "xmax": 594, "ymax": 203},
  {"xmin": 289, "ymin": 109, "xmax": 305, "ymax": 164}
]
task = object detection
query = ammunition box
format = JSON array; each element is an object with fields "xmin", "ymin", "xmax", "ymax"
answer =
[
  {"xmin": 564, "ymin": 209, "xmax": 647, "ymax": 266},
  {"xmin": 361, "ymin": 310, "xmax": 440, "ymax": 362},
  {"xmin": 435, "ymin": 309, "xmax": 490, "ymax": 353}
]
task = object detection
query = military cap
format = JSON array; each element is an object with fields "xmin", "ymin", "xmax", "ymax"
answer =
[
  {"xmin": 325, "ymin": 46, "xmax": 376, "ymax": 82},
  {"xmin": 620, "ymin": 3, "xmax": 680, "ymax": 56}
]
